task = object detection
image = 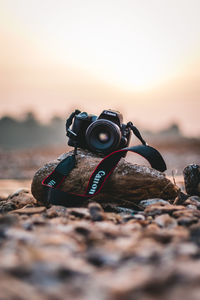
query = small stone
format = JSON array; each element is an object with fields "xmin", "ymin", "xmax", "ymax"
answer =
[
  {"xmin": 122, "ymin": 213, "xmax": 145, "ymax": 223},
  {"xmin": 183, "ymin": 164, "xmax": 200, "ymax": 196},
  {"xmin": 0, "ymin": 201, "xmax": 16, "ymax": 214},
  {"xmin": 9, "ymin": 207, "xmax": 46, "ymax": 215},
  {"xmin": 74, "ymin": 226, "xmax": 91, "ymax": 236},
  {"xmin": 0, "ymin": 190, "xmax": 37, "ymax": 213},
  {"xmin": 133, "ymin": 214, "xmax": 145, "ymax": 221},
  {"xmin": 139, "ymin": 198, "xmax": 169, "ymax": 208},
  {"xmin": 114, "ymin": 207, "xmax": 137, "ymax": 215},
  {"xmin": 122, "ymin": 215, "xmax": 135, "ymax": 222},
  {"xmin": 184, "ymin": 196, "xmax": 200, "ymax": 209},
  {"xmin": 177, "ymin": 217, "xmax": 198, "ymax": 226},
  {"xmin": 154, "ymin": 214, "xmax": 177, "ymax": 228},
  {"xmin": 172, "ymin": 209, "xmax": 200, "ymax": 219},
  {"xmin": 45, "ymin": 205, "xmax": 67, "ymax": 218},
  {"xmin": 9, "ymin": 189, "xmax": 29, "ymax": 198},
  {"xmin": 189, "ymin": 196, "xmax": 200, "ymax": 202},
  {"xmin": 144, "ymin": 204, "xmax": 185, "ymax": 217},
  {"xmin": 89, "ymin": 202, "xmax": 105, "ymax": 221},
  {"xmin": 186, "ymin": 205, "xmax": 197, "ymax": 210},
  {"xmin": 68, "ymin": 208, "xmax": 90, "ymax": 219}
]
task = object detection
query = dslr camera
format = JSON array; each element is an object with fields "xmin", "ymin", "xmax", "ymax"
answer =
[{"xmin": 66, "ymin": 109, "xmax": 146, "ymax": 155}]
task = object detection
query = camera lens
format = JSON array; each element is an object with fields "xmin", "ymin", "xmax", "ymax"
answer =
[{"xmin": 85, "ymin": 119, "xmax": 121, "ymax": 154}]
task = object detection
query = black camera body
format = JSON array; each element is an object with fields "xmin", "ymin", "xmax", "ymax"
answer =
[{"xmin": 67, "ymin": 110, "xmax": 131, "ymax": 155}]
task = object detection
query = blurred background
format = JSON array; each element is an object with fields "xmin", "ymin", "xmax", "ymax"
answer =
[{"xmin": 0, "ymin": 0, "xmax": 199, "ymax": 193}]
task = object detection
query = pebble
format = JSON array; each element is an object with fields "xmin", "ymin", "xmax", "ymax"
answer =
[
  {"xmin": 186, "ymin": 204, "xmax": 197, "ymax": 210},
  {"xmin": 0, "ymin": 190, "xmax": 36, "ymax": 213},
  {"xmin": 45, "ymin": 205, "xmax": 67, "ymax": 218},
  {"xmin": 89, "ymin": 202, "xmax": 105, "ymax": 222},
  {"xmin": 9, "ymin": 207, "xmax": 46, "ymax": 215},
  {"xmin": 139, "ymin": 198, "xmax": 170, "ymax": 208},
  {"xmin": 154, "ymin": 214, "xmax": 177, "ymax": 228},
  {"xmin": 144, "ymin": 204, "xmax": 185, "ymax": 217},
  {"xmin": 184, "ymin": 196, "xmax": 200, "ymax": 209},
  {"xmin": 177, "ymin": 216, "xmax": 198, "ymax": 226}
]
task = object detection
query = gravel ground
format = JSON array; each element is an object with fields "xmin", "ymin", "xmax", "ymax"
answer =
[{"xmin": 0, "ymin": 190, "xmax": 200, "ymax": 300}]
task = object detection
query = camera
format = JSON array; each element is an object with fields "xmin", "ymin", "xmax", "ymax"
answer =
[{"xmin": 66, "ymin": 110, "xmax": 132, "ymax": 155}]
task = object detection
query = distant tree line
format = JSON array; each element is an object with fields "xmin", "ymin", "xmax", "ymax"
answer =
[
  {"xmin": 0, "ymin": 112, "xmax": 66, "ymax": 149},
  {"xmin": 0, "ymin": 112, "xmax": 183, "ymax": 150}
]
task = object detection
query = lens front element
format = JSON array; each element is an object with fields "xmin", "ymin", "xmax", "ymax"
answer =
[{"xmin": 98, "ymin": 132, "xmax": 110, "ymax": 143}]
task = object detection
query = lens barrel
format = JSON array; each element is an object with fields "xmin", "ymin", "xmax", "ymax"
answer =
[{"xmin": 85, "ymin": 119, "xmax": 121, "ymax": 154}]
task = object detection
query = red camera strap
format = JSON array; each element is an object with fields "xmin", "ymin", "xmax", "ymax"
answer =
[{"xmin": 42, "ymin": 145, "xmax": 166, "ymax": 207}]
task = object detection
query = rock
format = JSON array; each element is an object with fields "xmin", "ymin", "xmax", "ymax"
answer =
[
  {"xmin": 31, "ymin": 149, "xmax": 178, "ymax": 208},
  {"xmin": 144, "ymin": 204, "xmax": 185, "ymax": 217},
  {"xmin": 189, "ymin": 196, "xmax": 200, "ymax": 202},
  {"xmin": 184, "ymin": 196, "xmax": 200, "ymax": 209},
  {"xmin": 45, "ymin": 205, "xmax": 67, "ymax": 218},
  {"xmin": 132, "ymin": 214, "xmax": 145, "ymax": 221},
  {"xmin": 0, "ymin": 190, "xmax": 37, "ymax": 213},
  {"xmin": 122, "ymin": 213, "xmax": 145, "ymax": 223},
  {"xmin": 172, "ymin": 209, "xmax": 200, "ymax": 219},
  {"xmin": 177, "ymin": 216, "xmax": 198, "ymax": 226},
  {"xmin": 186, "ymin": 204, "xmax": 197, "ymax": 210},
  {"xmin": 154, "ymin": 214, "xmax": 177, "ymax": 228},
  {"xmin": 89, "ymin": 202, "xmax": 105, "ymax": 221},
  {"xmin": 112, "ymin": 206, "xmax": 137, "ymax": 215},
  {"xmin": 139, "ymin": 198, "xmax": 169, "ymax": 208},
  {"xmin": 9, "ymin": 207, "xmax": 46, "ymax": 215},
  {"xmin": 68, "ymin": 207, "xmax": 90, "ymax": 219},
  {"xmin": 9, "ymin": 188, "xmax": 29, "ymax": 198},
  {"xmin": 183, "ymin": 164, "xmax": 200, "ymax": 196}
]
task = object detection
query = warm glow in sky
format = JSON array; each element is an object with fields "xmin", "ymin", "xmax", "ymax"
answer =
[{"xmin": 0, "ymin": 0, "xmax": 200, "ymax": 136}]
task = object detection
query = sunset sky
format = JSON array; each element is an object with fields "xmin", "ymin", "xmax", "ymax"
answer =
[{"xmin": 0, "ymin": 0, "xmax": 200, "ymax": 136}]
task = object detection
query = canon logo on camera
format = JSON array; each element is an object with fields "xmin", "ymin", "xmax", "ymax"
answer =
[{"xmin": 103, "ymin": 110, "xmax": 117, "ymax": 117}]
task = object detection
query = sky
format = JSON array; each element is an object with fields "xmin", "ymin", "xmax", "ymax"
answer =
[{"xmin": 0, "ymin": 0, "xmax": 200, "ymax": 136}]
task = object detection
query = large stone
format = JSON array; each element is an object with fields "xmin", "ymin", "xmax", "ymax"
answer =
[
  {"xmin": 183, "ymin": 164, "xmax": 200, "ymax": 196},
  {"xmin": 31, "ymin": 149, "xmax": 178, "ymax": 208}
]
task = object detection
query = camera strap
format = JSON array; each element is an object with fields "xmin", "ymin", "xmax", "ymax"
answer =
[{"xmin": 42, "ymin": 145, "xmax": 166, "ymax": 207}]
